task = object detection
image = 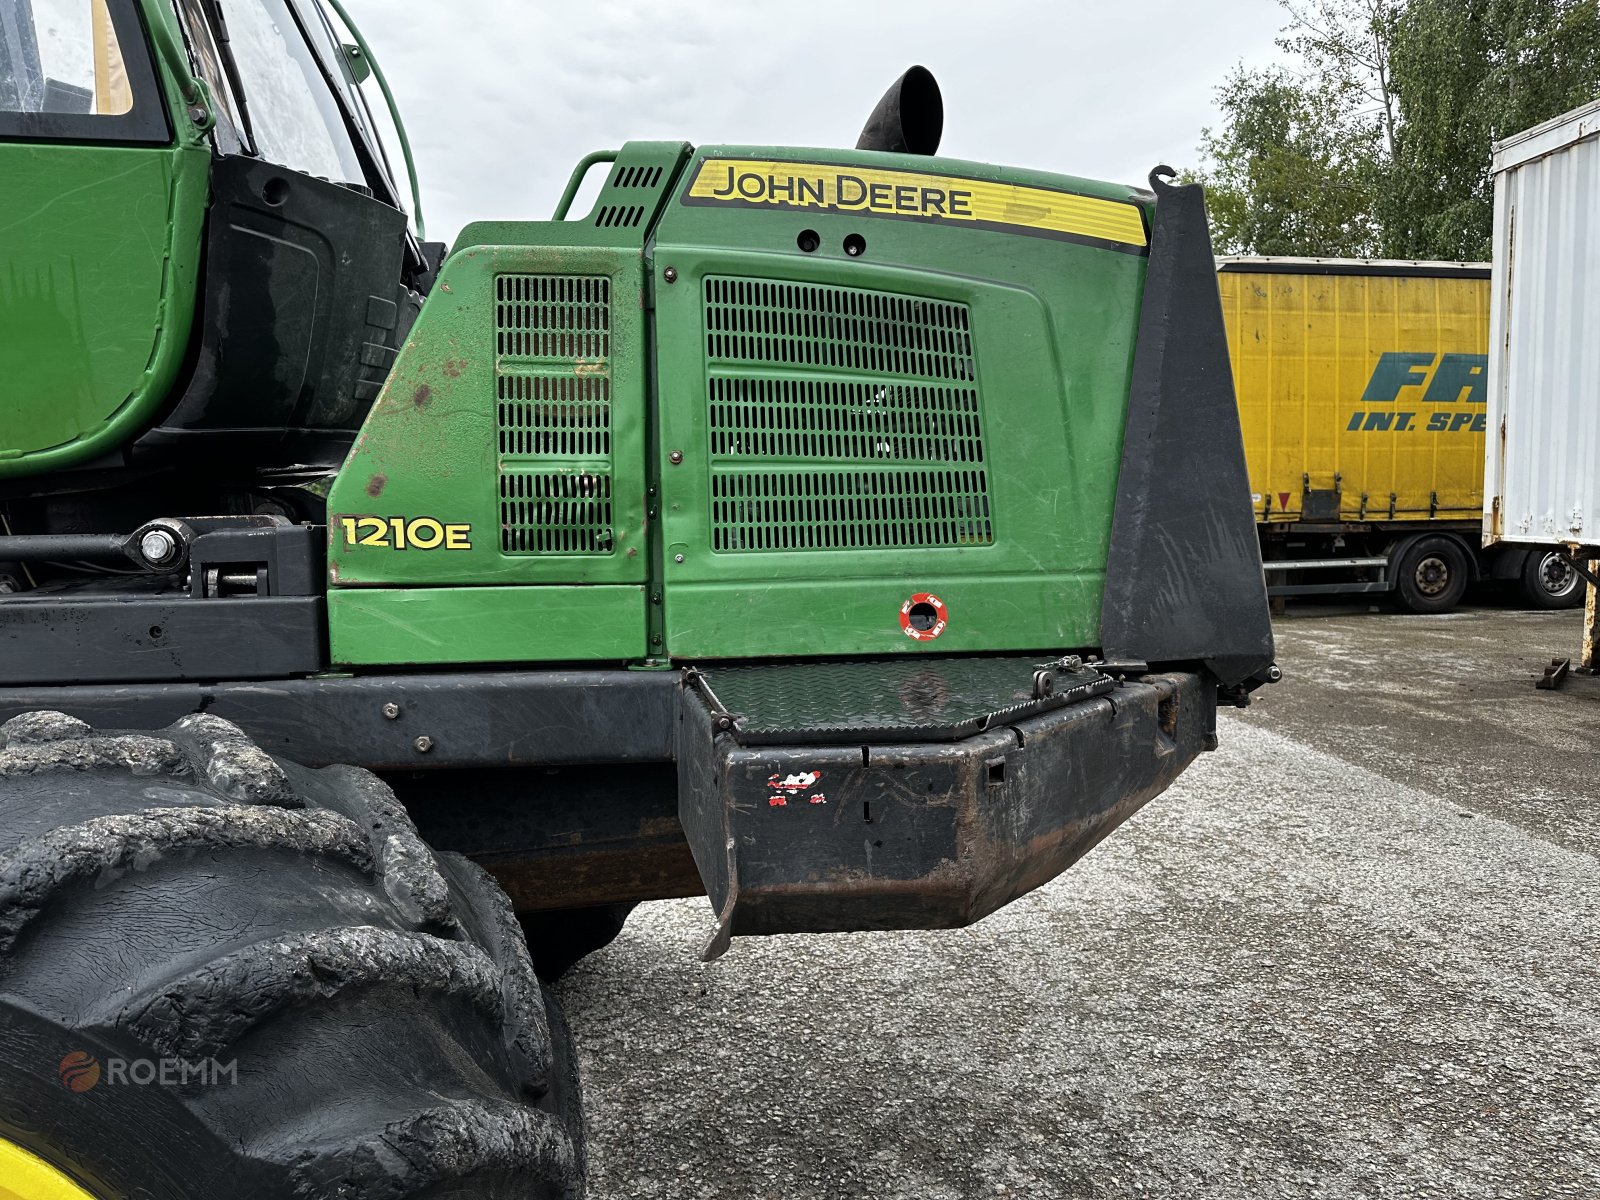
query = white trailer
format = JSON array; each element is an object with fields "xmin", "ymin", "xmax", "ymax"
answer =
[{"xmin": 1484, "ymin": 98, "xmax": 1600, "ymax": 669}]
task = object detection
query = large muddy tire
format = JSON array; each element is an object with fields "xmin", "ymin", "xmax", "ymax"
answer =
[
  {"xmin": 0, "ymin": 711, "xmax": 584, "ymax": 1200},
  {"xmin": 1393, "ymin": 535, "xmax": 1471, "ymax": 614},
  {"xmin": 1519, "ymin": 548, "xmax": 1586, "ymax": 609}
]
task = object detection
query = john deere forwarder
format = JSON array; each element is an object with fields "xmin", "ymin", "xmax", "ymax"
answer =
[{"xmin": 0, "ymin": 1, "xmax": 1273, "ymax": 1195}]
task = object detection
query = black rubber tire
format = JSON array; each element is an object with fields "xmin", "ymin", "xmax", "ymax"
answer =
[
  {"xmin": 0, "ymin": 710, "xmax": 584, "ymax": 1200},
  {"xmin": 519, "ymin": 904, "xmax": 636, "ymax": 982},
  {"xmin": 1393, "ymin": 535, "xmax": 1471, "ymax": 613},
  {"xmin": 1519, "ymin": 548, "xmax": 1586, "ymax": 609}
]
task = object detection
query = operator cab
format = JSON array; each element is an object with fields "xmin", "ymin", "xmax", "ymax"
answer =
[{"xmin": 0, "ymin": 0, "xmax": 432, "ymax": 500}]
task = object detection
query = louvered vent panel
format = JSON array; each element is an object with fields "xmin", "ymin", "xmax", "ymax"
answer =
[
  {"xmin": 708, "ymin": 377, "xmax": 983, "ymax": 463},
  {"xmin": 496, "ymin": 374, "xmax": 611, "ymax": 458},
  {"xmin": 495, "ymin": 274, "xmax": 613, "ymax": 555},
  {"xmin": 710, "ymin": 470, "xmax": 993, "ymax": 552},
  {"xmin": 702, "ymin": 278, "xmax": 991, "ymax": 553},
  {"xmin": 499, "ymin": 471, "xmax": 614, "ymax": 555},
  {"xmin": 495, "ymin": 275, "xmax": 610, "ymax": 360},
  {"xmin": 704, "ymin": 278, "xmax": 974, "ymax": 380}
]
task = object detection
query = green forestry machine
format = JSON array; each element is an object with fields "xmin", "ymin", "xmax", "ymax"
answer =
[{"xmin": 0, "ymin": 0, "xmax": 1274, "ymax": 1194}]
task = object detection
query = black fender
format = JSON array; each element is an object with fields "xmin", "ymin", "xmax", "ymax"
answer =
[{"xmin": 1100, "ymin": 168, "xmax": 1274, "ymax": 688}]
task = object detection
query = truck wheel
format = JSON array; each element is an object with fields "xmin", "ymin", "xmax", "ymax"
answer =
[
  {"xmin": 1519, "ymin": 549, "xmax": 1586, "ymax": 609},
  {"xmin": 1393, "ymin": 536, "xmax": 1470, "ymax": 613},
  {"xmin": 0, "ymin": 711, "xmax": 584, "ymax": 1200}
]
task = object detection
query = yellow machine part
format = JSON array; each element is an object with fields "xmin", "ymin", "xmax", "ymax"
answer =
[
  {"xmin": 0, "ymin": 1138, "xmax": 98, "ymax": 1200},
  {"xmin": 1219, "ymin": 263, "xmax": 1490, "ymax": 524}
]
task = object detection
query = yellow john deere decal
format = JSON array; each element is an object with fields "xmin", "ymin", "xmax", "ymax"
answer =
[{"xmin": 684, "ymin": 158, "xmax": 1148, "ymax": 250}]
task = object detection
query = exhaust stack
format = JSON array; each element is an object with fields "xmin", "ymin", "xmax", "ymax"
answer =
[{"xmin": 856, "ymin": 65, "xmax": 943, "ymax": 156}]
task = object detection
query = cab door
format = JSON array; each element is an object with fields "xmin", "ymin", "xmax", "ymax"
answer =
[{"xmin": 0, "ymin": 0, "xmax": 205, "ymax": 476}]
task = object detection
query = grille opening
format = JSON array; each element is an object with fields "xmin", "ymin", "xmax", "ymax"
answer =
[
  {"xmin": 701, "ymin": 278, "xmax": 992, "ymax": 554},
  {"xmin": 710, "ymin": 469, "xmax": 992, "ymax": 552},
  {"xmin": 704, "ymin": 277, "xmax": 974, "ymax": 380},
  {"xmin": 708, "ymin": 376, "xmax": 983, "ymax": 464},
  {"xmin": 500, "ymin": 471, "xmax": 614, "ymax": 555},
  {"xmin": 594, "ymin": 205, "xmax": 645, "ymax": 229},
  {"xmin": 612, "ymin": 165, "xmax": 664, "ymax": 189},
  {"xmin": 496, "ymin": 375, "xmax": 612, "ymax": 458},
  {"xmin": 495, "ymin": 275, "xmax": 610, "ymax": 360}
]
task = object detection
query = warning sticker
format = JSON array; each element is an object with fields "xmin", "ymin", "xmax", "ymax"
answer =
[
  {"xmin": 767, "ymin": 770, "xmax": 827, "ymax": 808},
  {"xmin": 683, "ymin": 158, "xmax": 1148, "ymax": 251}
]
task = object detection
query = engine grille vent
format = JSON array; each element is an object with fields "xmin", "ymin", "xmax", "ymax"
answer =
[
  {"xmin": 702, "ymin": 278, "xmax": 991, "ymax": 553},
  {"xmin": 594, "ymin": 205, "xmax": 645, "ymax": 229},
  {"xmin": 497, "ymin": 374, "xmax": 612, "ymax": 458},
  {"xmin": 495, "ymin": 275, "xmax": 610, "ymax": 360},
  {"xmin": 495, "ymin": 274, "xmax": 613, "ymax": 555},
  {"xmin": 704, "ymin": 278, "xmax": 974, "ymax": 381},
  {"xmin": 612, "ymin": 164, "xmax": 664, "ymax": 189},
  {"xmin": 711, "ymin": 470, "xmax": 992, "ymax": 552},
  {"xmin": 499, "ymin": 471, "xmax": 614, "ymax": 555},
  {"xmin": 708, "ymin": 377, "xmax": 983, "ymax": 464}
]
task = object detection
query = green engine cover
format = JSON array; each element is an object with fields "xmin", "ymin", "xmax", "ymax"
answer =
[{"xmin": 327, "ymin": 142, "xmax": 1153, "ymax": 667}]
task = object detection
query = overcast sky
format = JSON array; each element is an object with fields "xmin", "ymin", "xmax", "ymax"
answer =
[{"xmin": 349, "ymin": 0, "xmax": 1288, "ymax": 245}]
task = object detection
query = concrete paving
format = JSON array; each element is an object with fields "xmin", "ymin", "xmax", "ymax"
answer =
[{"xmin": 560, "ymin": 602, "xmax": 1600, "ymax": 1199}]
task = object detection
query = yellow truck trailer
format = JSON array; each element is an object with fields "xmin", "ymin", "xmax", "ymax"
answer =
[{"xmin": 1219, "ymin": 257, "xmax": 1582, "ymax": 611}]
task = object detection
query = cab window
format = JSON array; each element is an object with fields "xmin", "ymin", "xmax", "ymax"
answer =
[
  {"xmin": 0, "ymin": 0, "xmax": 167, "ymax": 140},
  {"xmin": 218, "ymin": 0, "xmax": 364, "ymax": 186}
]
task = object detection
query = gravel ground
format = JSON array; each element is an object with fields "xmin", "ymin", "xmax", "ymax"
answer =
[{"xmin": 560, "ymin": 603, "xmax": 1600, "ymax": 1199}]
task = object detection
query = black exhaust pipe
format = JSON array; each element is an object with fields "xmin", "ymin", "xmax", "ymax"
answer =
[{"xmin": 856, "ymin": 65, "xmax": 943, "ymax": 156}]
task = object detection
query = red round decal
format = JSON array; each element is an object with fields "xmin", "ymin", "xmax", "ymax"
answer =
[{"xmin": 899, "ymin": 592, "xmax": 949, "ymax": 641}]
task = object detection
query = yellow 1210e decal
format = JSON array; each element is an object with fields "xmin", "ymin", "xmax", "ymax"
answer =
[
  {"xmin": 339, "ymin": 515, "xmax": 472, "ymax": 551},
  {"xmin": 683, "ymin": 158, "xmax": 1148, "ymax": 251}
]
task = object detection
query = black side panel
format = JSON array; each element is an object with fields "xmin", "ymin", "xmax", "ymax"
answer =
[
  {"xmin": 1100, "ymin": 170, "xmax": 1273, "ymax": 687},
  {"xmin": 132, "ymin": 156, "xmax": 415, "ymax": 469},
  {"xmin": 0, "ymin": 671, "xmax": 681, "ymax": 767},
  {"xmin": 0, "ymin": 596, "xmax": 323, "ymax": 684}
]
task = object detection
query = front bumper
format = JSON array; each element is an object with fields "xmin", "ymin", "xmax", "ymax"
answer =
[
  {"xmin": 676, "ymin": 669, "xmax": 1214, "ymax": 958},
  {"xmin": 0, "ymin": 661, "xmax": 1217, "ymax": 945}
]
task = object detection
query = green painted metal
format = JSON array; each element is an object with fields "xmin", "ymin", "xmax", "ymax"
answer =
[
  {"xmin": 329, "ymin": 139, "xmax": 1155, "ymax": 666},
  {"xmin": 0, "ymin": 0, "xmax": 210, "ymax": 478},
  {"xmin": 0, "ymin": 149, "xmax": 207, "ymax": 478},
  {"xmin": 327, "ymin": 142, "xmax": 694, "ymax": 662},
  {"xmin": 554, "ymin": 151, "xmax": 617, "ymax": 221},
  {"xmin": 649, "ymin": 145, "xmax": 1151, "ymax": 659},
  {"xmin": 139, "ymin": 0, "xmax": 216, "ymax": 132},
  {"xmin": 328, "ymin": 585, "xmax": 648, "ymax": 666}
]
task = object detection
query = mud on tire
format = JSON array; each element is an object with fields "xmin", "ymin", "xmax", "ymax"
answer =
[{"xmin": 0, "ymin": 711, "xmax": 584, "ymax": 1200}]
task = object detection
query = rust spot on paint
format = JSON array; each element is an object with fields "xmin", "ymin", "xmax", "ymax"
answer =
[
  {"xmin": 413, "ymin": 384, "xmax": 432, "ymax": 408},
  {"xmin": 366, "ymin": 473, "xmax": 387, "ymax": 497},
  {"xmin": 442, "ymin": 358, "xmax": 468, "ymax": 378}
]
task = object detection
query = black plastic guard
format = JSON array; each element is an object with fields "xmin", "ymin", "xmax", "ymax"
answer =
[{"xmin": 1101, "ymin": 169, "xmax": 1273, "ymax": 687}]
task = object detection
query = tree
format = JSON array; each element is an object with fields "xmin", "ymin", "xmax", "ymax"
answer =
[
  {"xmin": 1386, "ymin": 0, "xmax": 1600, "ymax": 259},
  {"xmin": 1192, "ymin": 66, "xmax": 1383, "ymax": 255},
  {"xmin": 1190, "ymin": 0, "xmax": 1600, "ymax": 259}
]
